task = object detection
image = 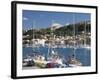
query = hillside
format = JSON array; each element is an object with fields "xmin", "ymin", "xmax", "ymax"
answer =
[{"xmin": 23, "ymin": 21, "xmax": 91, "ymax": 40}]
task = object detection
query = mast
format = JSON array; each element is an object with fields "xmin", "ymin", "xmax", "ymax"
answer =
[
  {"xmin": 84, "ymin": 20, "xmax": 86, "ymax": 47},
  {"xmin": 32, "ymin": 20, "xmax": 36, "ymax": 52},
  {"xmin": 47, "ymin": 20, "xmax": 54, "ymax": 59},
  {"xmin": 73, "ymin": 13, "xmax": 76, "ymax": 59},
  {"xmin": 47, "ymin": 43, "xmax": 50, "ymax": 60},
  {"xmin": 51, "ymin": 20, "xmax": 54, "ymax": 39},
  {"xmin": 33, "ymin": 20, "xmax": 35, "ymax": 40},
  {"xmin": 84, "ymin": 20, "xmax": 88, "ymax": 47}
]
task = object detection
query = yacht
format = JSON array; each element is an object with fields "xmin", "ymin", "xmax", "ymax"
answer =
[{"xmin": 67, "ymin": 13, "xmax": 82, "ymax": 67}]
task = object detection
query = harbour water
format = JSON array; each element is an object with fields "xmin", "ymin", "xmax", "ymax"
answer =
[{"xmin": 23, "ymin": 46, "xmax": 91, "ymax": 66}]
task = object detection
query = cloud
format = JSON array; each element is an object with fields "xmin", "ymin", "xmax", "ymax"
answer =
[
  {"xmin": 23, "ymin": 17, "xmax": 28, "ymax": 20},
  {"xmin": 52, "ymin": 23, "xmax": 62, "ymax": 27},
  {"xmin": 65, "ymin": 23, "xmax": 70, "ymax": 26}
]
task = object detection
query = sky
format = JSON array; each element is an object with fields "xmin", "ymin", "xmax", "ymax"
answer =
[{"xmin": 22, "ymin": 10, "xmax": 90, "ymax": 30}]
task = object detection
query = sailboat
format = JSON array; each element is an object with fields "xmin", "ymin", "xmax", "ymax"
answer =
[
  {"xmin": 46, "ymin": 42, "xmax": 66, "ymax": 68},
  {"xmin": 46, "ymin": 20, "xmax": 66, "ymax": 68},
  {"xmin": 31, "ymin": 20, "xmax": 47, "ymax": 68},
  {"xmin": 67, "ymin": 13, "xmax": 82, "ymax": 67}
]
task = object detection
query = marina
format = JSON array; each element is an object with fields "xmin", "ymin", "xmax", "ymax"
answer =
[
  {"xmin": 23, "ymin": 46, "xmax": 91, "ymax": 69},
  {"xmin": 22, "ymin": 11, "xmax": 91, "ymax": 69}
]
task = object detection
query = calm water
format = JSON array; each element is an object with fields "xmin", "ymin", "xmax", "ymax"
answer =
[{"xmin": 23, "ymin": 46, "xmax": 91, "ymax": 66}]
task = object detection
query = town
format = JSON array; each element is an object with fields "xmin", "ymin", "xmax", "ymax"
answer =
[{"xmin": 23, "ymin": 20, "xmax": 91, "ymax": 48}]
